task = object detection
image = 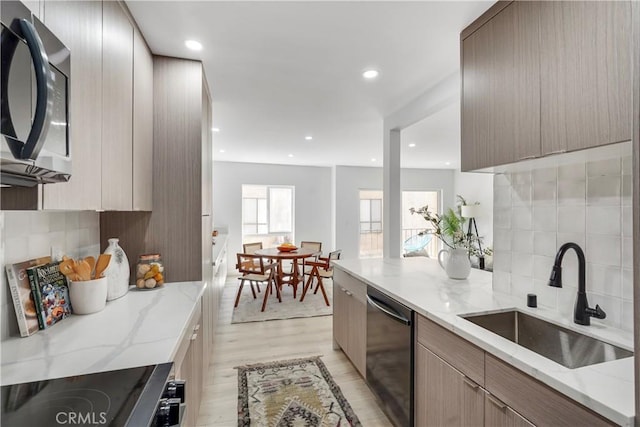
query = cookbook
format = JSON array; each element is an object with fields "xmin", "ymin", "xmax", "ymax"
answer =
[
  {"xmin": 26, "ymin": 261, "xmax": 73, "ymax": 329},
  {"xmin": 5, "ymin": 256, "xmax": 51, "ymax": 337}
]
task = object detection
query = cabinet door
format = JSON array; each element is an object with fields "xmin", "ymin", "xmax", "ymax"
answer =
[
  {"xmin": 23, "ymin": 0, "xmax": 41, "ymax": 18},
  {"xmin": 485, "ymin": 392, "xmax": 534, "ymax": 427},
  {"xmin": 101, "ymin": 0, "xmax": 133, "ymax": 210},
  {"xmin": 347, "ymin": 290, "xmax": 366, "ymax": 377},
  {"xmin": 201, "ymin": 81, "xmax": 212, "ymax": 216},
  {"xmin": 540, "ymin": 1, "xmax": 632, "ymax": 154},
  {"xmin": 132, "ymin": 28, "xmax": 153, "ymax": 211},
  {"xmin": 42, "ymin": 0, "xmax": 102, "ymax": 210},
  {"xmin": 461, "ymin": 1, "xmax": 540, "ymax": 171},
  {"xmin": 415, "ymin": 343, "xmax": 484, "ymax": 427},
  {"xmin": 332, "ymin": 283, "xmax": 349, "ymax": 353}
]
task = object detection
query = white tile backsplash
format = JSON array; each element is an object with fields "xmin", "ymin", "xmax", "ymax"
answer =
[
  {"xmin": 1, "ymin": 211, "xmax": 100, "ymax": 340},
  {"xmin": 492, "ymin": 149, "xmax": 633, "ymax": 331}
]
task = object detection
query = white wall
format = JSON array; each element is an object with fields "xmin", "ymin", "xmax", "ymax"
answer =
[
  {"xmin": 454, "ymin": 171, "xmax": 494, "ymax": 249},
  {"xmin": 1, "ymin": 211, "xmax": 100, "ymax": 340},
  {"xmin": 335, "ymin": 166, "xmax": 456, "ymax": 260},
  {"xmin": 492, "ymin": 153, "xmax": 633, "ymax": 331},
  {"xmin": 213, "ymin": 161, "xmax": 333, "ymax": 267}
]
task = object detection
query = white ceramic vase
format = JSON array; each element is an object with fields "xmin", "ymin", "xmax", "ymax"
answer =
[
  {"xmin": 103, "ymin": 238, "xmax": 130, "ymax": 301},
  {"xmin": 437, "ymin": 248, "xmax": 471, "ymax": 280}
]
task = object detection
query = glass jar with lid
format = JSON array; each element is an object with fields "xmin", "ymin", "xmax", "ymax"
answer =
[{"xmin": 135, "ymin": 254, "xmax": 165, "ymax": 289}]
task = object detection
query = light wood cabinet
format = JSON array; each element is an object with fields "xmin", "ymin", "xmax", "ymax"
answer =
[
  {"xmin": 42, "ymin": 0, "xmax": 103, "ymax": 210},
  {"xmin": 101, "ymin": 0, "xmax": 133, "ymax": 210},
  {"xmin": 415, "ymin": 343, "xmax": 484, "ymax": 426},
  {"xmin": 461, "ymin": 1, "xmax": 540, "ymax": 171},
  {"xmin": 461, "ymin": 1, "xmax": 632, "ymax": 171},
  {"xmin": 415, "ymin": 314, "xmax": 615, "ymax": 426},
  {"xmin": 201, "ymin": 79, "xmax": 212, "ymax": 216},
  {"xmin": 332, "ymin": 269, "xmax": 366, "ymax": 377},
  {"xmin": 176, "ymin": 307, "xmax": 204, "ymax": 427},
  {"xmin": 132, "ymin": 27, "xmax": 153, "ymax": 211},
  {"xmin": 539, "ymin": 1, "xmax": 632, "ymax": 154}
]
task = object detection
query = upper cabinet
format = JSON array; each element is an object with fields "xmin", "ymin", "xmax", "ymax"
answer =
[
  {"xmin": 202, "ymin": 79, "xmax": 212, "ymax": 216},
  {"xmin": 461, "ymin": 1, "xmax": 632, "ymax": 172},
  {"xmin": 133, "ymin": 28, "xmax": 154, "ymax": 211},
  {"xmin": 42, "ymin": 0, "xmax": 153, "ymax": 211},
  {"xmin": 101, "ymin": 1, "xmax": 133, "ymax": 210},
  {"xmin": 42, "ymin": 0, "xmax": 103, "ymax": 210}
]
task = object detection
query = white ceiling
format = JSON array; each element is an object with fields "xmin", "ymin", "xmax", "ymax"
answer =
[{"xmin": 126, "ymin": 1, "xmax": 493, "ymax": 169}]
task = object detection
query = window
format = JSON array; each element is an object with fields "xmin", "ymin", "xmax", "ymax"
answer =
[
  {"xmin": 242, "ymin": 185, "xmax": 294, "ymax": 247},
  {"xmin": 359, "ymin": 190, "xmax": 383, "ymax": 258},
  {"xmin": 402, "ymin": 190, "xmax": 440, "ymax": 258}
]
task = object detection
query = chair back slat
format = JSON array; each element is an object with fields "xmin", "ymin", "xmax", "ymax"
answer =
[
  {"xmin": 300, "ymin": 241, "xmax": 322, "ymax": 253},
  {"xmin": 243, "ymin": 242, "xmax": 263, "ymax": 254},
  {"xmin": 236, "ymin": 253, "xmax": 265, "ymax": 274}
]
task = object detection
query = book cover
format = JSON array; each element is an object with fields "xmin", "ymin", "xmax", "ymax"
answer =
[
  {"xmin": 5, "ymin": 256, "xmax": 51, "ymax": 337},
  {"xmin": 26, "ymin": 262, "xmax": 72, "ymax": 329}
]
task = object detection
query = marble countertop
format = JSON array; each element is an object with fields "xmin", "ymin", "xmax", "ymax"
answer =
[
  {"xmin": 1, "ymin": 281, "xmax": 205, "ymax": 386},
  {"xmin": 333, "ymin": 257, "xmax": 635, "ymax": 426}
]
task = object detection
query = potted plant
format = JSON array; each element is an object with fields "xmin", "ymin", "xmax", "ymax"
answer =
[{"xmin": 410, "ymin": 196, "xmax": 487, "ymax": 279}]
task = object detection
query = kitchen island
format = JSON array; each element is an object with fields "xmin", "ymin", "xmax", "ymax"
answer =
[
  {"xmin": 333, "ymin": 257, "xmax": 634, "ymax": 426},
  {"xmin": 1, "ymin": 281, "xmax": 205, "ymax": 386}
]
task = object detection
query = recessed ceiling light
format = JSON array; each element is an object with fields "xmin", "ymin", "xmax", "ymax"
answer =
[
  {"xmin": 212, "ymin": 127, "xmax": 220, "ymax": 132},
  {"xmin": 408, "ymin": 143, "xmax": 416, "ymax": 148},
  {"xmin": 305, "ymin": 136, "xmax": 313, "ymax": 140},
  {"xmin": 185, "ymin": 40, "xmax": 203, "ymax": 51},
  {"xmin": 219, "ymin": 149, "xmax": 225, "ymax": 153},
  {"xmin": 288, "ymin": 154, "xmax": 294, "ymax": 158},
  {"xmin": 445, "ymin": 161, "xmax": 451, "ymax": 166},
  {"xmin": 363, "ymin": 69, "xmax": 379, "ymax": 79},
  {"xmin": 371, "ymin": 158, "xmax": 376, "ymax": 162}
]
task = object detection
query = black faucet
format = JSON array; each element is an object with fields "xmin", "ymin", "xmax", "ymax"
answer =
[{"xmin": 548, "ymin": 242, "xmax": 606, "ymax": 326}]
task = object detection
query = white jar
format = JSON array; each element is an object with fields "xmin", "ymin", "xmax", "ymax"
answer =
[{"xmin": 103, "ymin": 238, "xmax": 130, "ymax": 301}]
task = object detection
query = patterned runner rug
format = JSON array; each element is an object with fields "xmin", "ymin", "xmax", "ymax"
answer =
[
  {"xmin": 231, "ymin": 278, "xmax": 333, "ymax": 324},
  {"xmin": 236, "ymin": 356, "xmax": 362, "ymax": 426}
]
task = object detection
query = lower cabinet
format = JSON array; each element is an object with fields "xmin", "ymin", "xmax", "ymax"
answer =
[
  {"xmin": 332, "ymin": 269, "xmax": 366, "ymax": 377},
  {"xmin": 175, "ymin": 301, "xmax": 204, "ymax": 427},
  {"xmin": 415, "ymin": 314, "xmax": 614, "ymax": 427}
]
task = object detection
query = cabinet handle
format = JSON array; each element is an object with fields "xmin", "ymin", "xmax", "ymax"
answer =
[
  {"xmin": 344, "ymin": 290, "xmax": 353, "ymax": 296},
  {"xmin": 193, "ymin": 324, "xmax": 200, "ymax": 332},
  {"xmin": 462, "ymin": 377, "xmax": 479, "ymax": 390},
  {"xmin": 487, "ymin": 393, "xmax": 507, "ymax": 410},
  {"xmin": 546, "ymin": 149, "xmax": 567, "ymax": 155},
  {"xmin": 518, "ymin": 155, "xmax": 537, "ymax": 161},
  {"xmin": 191, "ymin": 333, "xmax": 198, "ymax": 341}
]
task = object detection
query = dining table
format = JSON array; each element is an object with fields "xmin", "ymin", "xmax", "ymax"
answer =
[{"xmin": 254, "ymin": 247, "xmax": 320, "ymax": 299}]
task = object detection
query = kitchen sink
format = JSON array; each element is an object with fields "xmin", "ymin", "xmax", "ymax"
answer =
[{"xmin": 461, "ymin": 310, "xmax": 633, "ymax": 369}]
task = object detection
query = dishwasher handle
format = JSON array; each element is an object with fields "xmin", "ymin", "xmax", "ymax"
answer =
[{"xmin": 366, "ymin": 295, "xmax": 411, "ymax": 326}]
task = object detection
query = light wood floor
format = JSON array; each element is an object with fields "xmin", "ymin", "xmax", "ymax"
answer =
[{"xmin": 196, "ymin": 276, "xmax": 393, "ymax": 426}]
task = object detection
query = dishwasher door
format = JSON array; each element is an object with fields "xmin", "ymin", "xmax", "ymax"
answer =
[{"xmin": 366, "ymin": 286, "xmax": 414, "ymax": 427}]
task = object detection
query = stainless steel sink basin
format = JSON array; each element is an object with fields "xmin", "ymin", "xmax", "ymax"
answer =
[{"xmin": 461, "ymin": 310, "xmax": 633, "ymax": 369}]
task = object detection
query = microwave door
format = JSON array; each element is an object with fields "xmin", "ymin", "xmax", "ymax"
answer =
[{"xmin": 0, "ymin": 18, "xmax": 53, "ymax": 161}]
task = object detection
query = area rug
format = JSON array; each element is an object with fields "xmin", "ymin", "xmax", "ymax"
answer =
[
  {"xmin": 231, "ymin": 278, "xmax": 333, "ymax": 324},
  {"xmin": 236, "ymin": 356, "xmax": 362, "ymax": 427}
]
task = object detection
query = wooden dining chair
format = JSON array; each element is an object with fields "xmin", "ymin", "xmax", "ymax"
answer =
[
  {"xmin": 300, "ymin": 249, "xmax": 341, "ymax": 306},
  {"xmin": 235, "ymin": 253, "xmax": 281, "ymax": 312},
  {"xmin": 297, "ymin": 241, "xmax": 322, "ymax": 277},
  {"xmin": 242, "ymin": 242, "xmax": 263, "ymax": 292}
]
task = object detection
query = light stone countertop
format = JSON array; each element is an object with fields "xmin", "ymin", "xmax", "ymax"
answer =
[
  {"xmin": 1, "ymin": 281, "xmax": 205, "ymax": 386},
  {"xmin": 333, "ymin": 257, "xmax": 635, "ymax": 426}
]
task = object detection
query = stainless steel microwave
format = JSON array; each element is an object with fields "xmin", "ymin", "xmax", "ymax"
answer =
[{"xmin": 1, "ymin": 0, "xmax": 71, "ymax": 187}]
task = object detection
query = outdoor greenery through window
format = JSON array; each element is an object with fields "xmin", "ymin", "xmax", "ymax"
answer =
[
  {"xmin": 402, "ymin": 191, "xmax": 440, "ymax": 258},
  {"xmin": 242, "ymin": 185, "xmax": 294, "ymax": 248}
]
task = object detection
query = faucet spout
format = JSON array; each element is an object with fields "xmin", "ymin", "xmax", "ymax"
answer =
[{"xmin": 548, "ymin": 242, "xmax": 606, "ymax": 326}]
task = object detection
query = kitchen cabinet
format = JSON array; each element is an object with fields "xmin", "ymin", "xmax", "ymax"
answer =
[
  {"xmin": 461, "ymin": 0, "xmax": 540, "ymax": 171},
  {"xmin": 202, "ymin": 79, "xmax": 213, "ymax": 216},
  {"xmin": 539, "ymin": 1, "xmax": 632, "ymax": 154},
  {"xmin": 415, "ymin": 314, "xmax": 615, "ymax": 426},
  {"xmin": 175, "ymin": 301, "xmax": 204, "ymax": 427},
  {"xmin": 132, "ymin": 27, "xmax": 153, "ymax": 211},
  {"xmin": 22, "ymin": 0, "xmax": 41, "ymax": 18},
  {"xmin": 101, "ymin": 0, "xmax": 133, "ymax": 210},
  {"xmin": 461, "ymin": 1, "xmax": 632, "ymax": 171},
  {"xmin": 42, "ymin": 0, "xmax": 103, "ymax": 210},
  {"xmin": 332, "ymin": 269, "xmax": 366, "ymax": 377},
  {"xmin": 415, "ymin": 343, "xmax": 484, "ymax": 426},
  {"xmin": 42, "ymin": 0, "xmax": 153, "ymax": 211}
]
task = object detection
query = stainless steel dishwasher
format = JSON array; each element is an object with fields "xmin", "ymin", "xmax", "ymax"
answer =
[{"xmin": 366, "ymin": 286, "xmax": 414, "ymax": 427}]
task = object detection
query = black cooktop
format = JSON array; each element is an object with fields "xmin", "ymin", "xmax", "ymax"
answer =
[{"xmin": 1, "ymin": 364, "xmax": 166, "ymax": 427}]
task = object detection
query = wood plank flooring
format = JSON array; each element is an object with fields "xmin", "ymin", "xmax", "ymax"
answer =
[{"xmin": 196, "ymin": 276, "xmax": 393, "ymax": 426}]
